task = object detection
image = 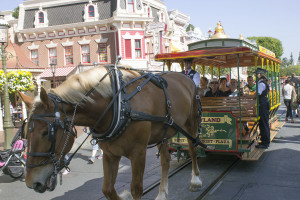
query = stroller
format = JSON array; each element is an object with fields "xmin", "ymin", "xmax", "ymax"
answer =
[{"xmin": 0, "ymin": 125, "xmax": 26, "ymax": 179}]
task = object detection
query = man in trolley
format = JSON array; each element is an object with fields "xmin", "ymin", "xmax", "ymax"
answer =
[{"xmin": 182, "ymin": 58, "xmax": 200, "ymax": 87}]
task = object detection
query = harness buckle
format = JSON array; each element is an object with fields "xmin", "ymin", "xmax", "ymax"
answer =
[
  {"xmin": 137, "ymin": 86, "xmax": 142, "ymax": 92},
  {"xmin": 196, "ymin": 95, "xmax": 200, "ymax": 100},
  {"xmin": 167, "ymin": 100, "xmax": 171, "ymax": 108},
  {"xmin": 166, "ymin": 117, "xmax": 174, "ymax": 126}
]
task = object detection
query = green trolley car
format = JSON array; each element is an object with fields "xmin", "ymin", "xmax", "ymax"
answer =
[{"xmin": 155, "ymin": 23, "xmax": 284, "ymax": 160}]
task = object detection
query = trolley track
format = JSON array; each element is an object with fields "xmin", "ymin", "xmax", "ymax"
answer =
[
  {"xmin": 142, "ymin": 155, "xmax": 240, "ymax": 199},
  {"xmin": 142, "ymin": 158, "xmax": 192, "ymax": 196}
]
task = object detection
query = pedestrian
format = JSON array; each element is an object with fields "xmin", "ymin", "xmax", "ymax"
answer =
[
  {"xmin": 282, "ymin": 80, "xmax": 295, "ymax": 123},
  {"xmin": 88, "ymin": 143, "xmax": 103, "ymax": 164},
  {"xmin": 182, "ymin": 58, "xmax": 200, "ymax": 86},
  {"xmin": 256, "ymin": 68, "xmax": 271, "ymax": 149}
]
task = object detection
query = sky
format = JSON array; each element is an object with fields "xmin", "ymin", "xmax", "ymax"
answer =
[{"xmin": 1, "ymin": 0, "xmax": 299, "ymax": 60}]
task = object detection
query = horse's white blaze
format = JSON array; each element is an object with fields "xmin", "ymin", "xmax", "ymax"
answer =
[
  {"xmin": 191, "ymin": 171, "xmax": 202, "ymax": 186},
  {"xmin": 119, "ymin": 190, "xmax": 133, "ymax": 200}
]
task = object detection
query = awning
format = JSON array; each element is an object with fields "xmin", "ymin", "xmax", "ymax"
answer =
[{"xmin": 39, "ymin": 66, "xmax": 76, "ymax": 78}]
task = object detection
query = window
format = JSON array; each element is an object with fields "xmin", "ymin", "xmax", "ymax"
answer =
[
  {"xmin": 65, "ymin": 46, "xmax": 73, "ymax": 65},
  {"xmin": 49, "ymin": 48, "xmax": 57, "ymax": 64},
  {"xmin": 125, "ymin": 39, "xmax": 132, "ymax": 59},
  {"xmin": 31, "ymin": 50, "xmax": 38, "ymax": 65},
  {"xmin": 148, "ymin": 7, "xmax": 151, "ymax": 17},
  {"xmin": 88, "ymin": 5, "xmax": 95, "ymax": 17},
  {"xmin": 165, "ymin": 46, "xmax": 169, "ymax": 54},
  {"xmin": 161, "ymin": 13, "xmax": 164, "ymax": 22},
  {"xmin": 39, "ymin": 12, "xmax": 44, "ymax": 23},
  {"xmin": 128, "ymin": 0, "xmax": 134, "ymax": 12},
  {"xmin": 81, "ymin": 45, "xmax": 90, "ymax": 63},
  {"xmin": 135, "ymin": 40, "xmax": 141, "ymax": 58},
  {"xmin": 98, "ymin": 43, "xmax": 107, "ymax": 62}
]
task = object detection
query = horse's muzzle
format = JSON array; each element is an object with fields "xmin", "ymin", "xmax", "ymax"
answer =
[{"xmin": 33, "ymin": 182, "xmax": 47, "ymax": 193}]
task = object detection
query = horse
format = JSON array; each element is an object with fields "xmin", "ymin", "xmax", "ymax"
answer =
[{"xmin": 19, "ymin": 66, "xmax": 203, "ymax": 200}]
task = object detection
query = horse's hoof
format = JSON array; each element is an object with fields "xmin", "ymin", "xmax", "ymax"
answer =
[
  {"xmin": 119, "ymin": 190, "xmax": 134, "ymax": 200},
  {"xmin": 189, "ymin": 182, "xmax": 202, "ymax": 192}
]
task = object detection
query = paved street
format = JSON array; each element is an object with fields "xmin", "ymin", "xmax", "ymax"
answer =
[{"xmin": 1, "ymin": 104, "xmax": 300, "ymax": 200}]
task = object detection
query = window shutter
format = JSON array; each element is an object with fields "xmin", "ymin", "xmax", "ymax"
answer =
[{"xmin": 125, "ymin": 39, "xmax": 132, "ymax": 59}]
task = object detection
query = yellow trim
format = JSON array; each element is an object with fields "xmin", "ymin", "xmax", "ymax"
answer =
[
  {"xmin": 155, "ymin": 50, "xmax": 253, "ymax": 61},
  {"xmin": 218, "ymin": 66, "xmax": 220, "ymax": 77},
  {"xmin": 261, "ymin": 57, "xmax": 264, "ymax": 69},
  {"xmin": 254, "ymin": 117, "xmax": 261, "ymax": 122},
  {"xmin": 210, "ymin": 65, "xmax": 213, "ymax": 79},
  {"xmin": 201, "ymin": 65, "xmax": 205, "ymax": 77},
  {"xmin": 192, "ymin": 63, "xmax": 196, "ymax": 70}
]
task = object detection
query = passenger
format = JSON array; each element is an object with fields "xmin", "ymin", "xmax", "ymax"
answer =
[
  {"xmin": 205, "ymin": 78, "xmax": 222, "ymax": 97},
  {"xmin": 244, "ymin": 76, "xmax": 256, "ymax": 95},
  {"xmin": 182, "ymin": 58, "xmax": 200, "ymax": 87},
  {"xmin": 229, "ymin": 79, "xmax": 240, "ymax": 97},
  {"xmin": 219, "ymin": 77, "xmax": 231, "ymax": 96},
  {"xmin": 282, "ymin": 80, "xmax": 294, "ymax": 123},
  {"xmin": 256, "ymin": 68, "xmax": 270, "ymax": 149},
  {"xmin": 199, "ymin": 77, "xmax": 210, "ymax": 97}
]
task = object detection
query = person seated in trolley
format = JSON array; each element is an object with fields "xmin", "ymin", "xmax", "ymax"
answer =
[
  {"xmin": 182, "ymin": 58, "xmax": 200, "ymax": 86},
  {"xmin": 228, "ymin": 79, "xmax": 241, "ymax": 97},
  {"xmin": 244, "ymin": 76, "xmax": 256, "ymax": 95},
  {"xmin": 205, "ymin": 78, "xmax": 222, "ymax": 97},
  {"xmin": 199, "ymin": 77, "xmax": 210, "ymax": 97},
  {"xmin": 219, "ymin": 77, "xmax": 231, "ymax": 96}
]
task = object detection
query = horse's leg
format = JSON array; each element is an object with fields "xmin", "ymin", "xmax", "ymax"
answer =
[
  {"xmin": 155, "ymin": 143, "xmax": 171, "ymax": 200},
  {"xmin": 102, "ymin": 153, "xmax": 127, "ymax": 200},
  {"xmin": 187, "ymin": 139, "xmax": 202, "ymax": 191},
  {"xmin": 129, "ymin": 148, "xmax": 147, "ymax": 200}
]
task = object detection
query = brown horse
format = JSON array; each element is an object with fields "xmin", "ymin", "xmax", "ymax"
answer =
[{"xmin": 20, "ymin": 66, "xmax": 202, "ymax": 200}]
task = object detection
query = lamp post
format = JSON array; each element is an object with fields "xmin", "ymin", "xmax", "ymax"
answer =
[
  {"xmin": 50, "ymin": 62, "xmax": 56, "ymax": 88},
  {"xmin": 0, "ymin": 15, "xmax": 14, "ymax": 149}
]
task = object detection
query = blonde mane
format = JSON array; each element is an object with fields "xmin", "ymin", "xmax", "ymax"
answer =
[{"xmin": 51, "ymin": 66, "xmax": 140, "ymax": 104}]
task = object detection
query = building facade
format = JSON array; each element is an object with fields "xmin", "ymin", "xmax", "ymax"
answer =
[{"xmin": 16, "ymin": 0, "xmax": 173, "ymax": 71}]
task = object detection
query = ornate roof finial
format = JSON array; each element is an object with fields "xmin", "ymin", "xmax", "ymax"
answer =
[
  {"xmin": 239, "ymin": 34, "xmax": 244, "ymax": 40},
  {"xmin": 211, "ymin": 21, "xmax": 228, "ymax": 39}
]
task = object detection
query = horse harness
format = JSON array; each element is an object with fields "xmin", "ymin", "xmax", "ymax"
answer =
[{"xmin": 24, "ymin": 64, "xmax": 210, "ymax": 188}]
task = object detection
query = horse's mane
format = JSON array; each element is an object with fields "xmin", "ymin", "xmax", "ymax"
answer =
[{"xmin": 51, "ymin": 66, "xmax": 140, "ymax": 104}]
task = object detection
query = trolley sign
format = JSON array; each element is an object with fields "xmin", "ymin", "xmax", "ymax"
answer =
[{"xmin": 200, "ymin": 112, "xmax": 237, "ymax": 151}]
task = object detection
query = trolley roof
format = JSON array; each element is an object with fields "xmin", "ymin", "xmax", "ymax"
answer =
[{"xmin": 155, "ymin": 37, "xmax": 281, "ymax": 68}]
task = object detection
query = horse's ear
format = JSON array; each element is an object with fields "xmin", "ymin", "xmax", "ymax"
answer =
[
  {"xmin": 40, "ymin": 87, "xmax": 49, "ymax": 108},
  {"xmin": 17, "ymin": 91, "xmax": 34, "ymax": 110}
]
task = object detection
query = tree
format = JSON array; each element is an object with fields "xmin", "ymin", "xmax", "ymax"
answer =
[
  {"xmin": 279, "ymin": 65, "xmax": 300, "ymax": 77},
  {"xmin": 281, "ymin": 57, "xmax": 288, "ymax": 68},
  {"xmin": 12, "ymin": 7, "xmax": 19, "ymax": 19},
  {"xmin": 247, "ymin": 36, "xmax": 283, "ymax": 59},
  {"xmin": 186, "ymin": 24, "xmax": 195, "ymax": 32},
  {"xmin": 289, "ymin": 52, "xmax": 294, "ymax": 66}
]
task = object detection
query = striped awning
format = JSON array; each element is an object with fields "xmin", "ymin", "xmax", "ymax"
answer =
[{"xmin": 39, "ymin": 66, "xmax": 76, "ymax": 78}]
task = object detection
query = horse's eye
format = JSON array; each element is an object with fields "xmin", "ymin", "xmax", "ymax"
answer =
[{"xmin": 42, "ymin": 130, "xmax": 48, "ymax": 137}]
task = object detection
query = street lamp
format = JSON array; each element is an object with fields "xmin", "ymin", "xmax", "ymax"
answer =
[
  {"xmin": 50, "ymin": 62, "xmax": 56, "ymax": 88},
  {"xmin": 0, "ymin": 15, "xmax": 14, "ymax": 149}
]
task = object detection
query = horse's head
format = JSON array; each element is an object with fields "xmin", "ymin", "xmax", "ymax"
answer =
[{"xmin": 19, "ymin": 88, "xmax": 75, "ymax": 193}]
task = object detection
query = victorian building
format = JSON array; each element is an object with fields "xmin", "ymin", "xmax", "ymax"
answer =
[{"xmin": 15, "ymin": 0, "xmax": 173, "ymax": 76}]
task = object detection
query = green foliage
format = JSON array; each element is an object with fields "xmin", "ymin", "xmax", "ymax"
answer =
[
  {"xmin": 247, "ymin": 36, "xmax": 283, "ymax": 59},
  {"xmin": 0, "ymin": 70, "xmax": 5, "ymax": 92},
  {"xmin": 186, "ymin": 24, "xmax": 195, "ymax": 32},
  {"xmin": 12, "ymin": 7, "xmax": 19, "ymax": 19},
  {"xmin": 281, "ymin": 57, "xmax": 288, "ymax": 68},
  {"xmin": 280, "ymin": 65, "xmax": 300, "ymax": 77},
  {"xmin": 0, "ymin": 70, "xmax": 35, "ymax": 104}
]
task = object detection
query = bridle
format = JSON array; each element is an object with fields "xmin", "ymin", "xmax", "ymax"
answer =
[{"xmin": 26, "ymin": 94, "xmax": 77, "ymax": 190}]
